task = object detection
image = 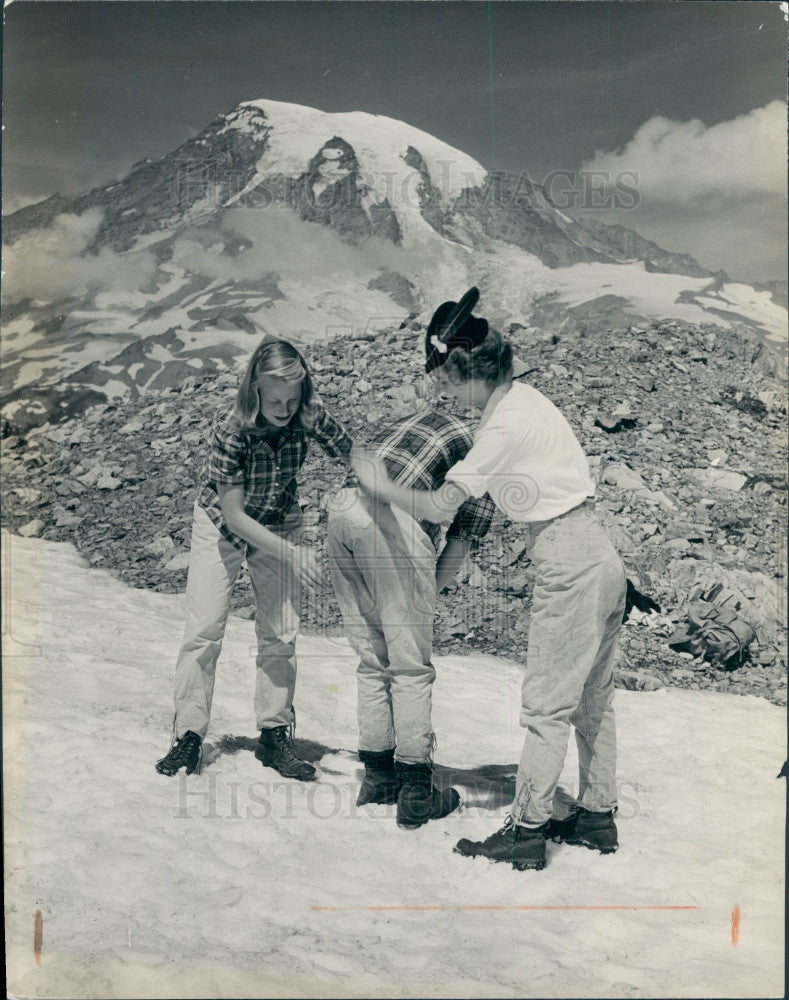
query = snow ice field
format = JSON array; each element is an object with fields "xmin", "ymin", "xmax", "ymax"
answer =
[{"xmin": 3, "ymin": 532, "xmax": 786, "ymax": 999}]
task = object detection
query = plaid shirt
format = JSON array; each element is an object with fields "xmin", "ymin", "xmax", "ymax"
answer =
[
  {"xmin": 348, "ymin": 408, "xmax": 496, "ymax": 550},
  {"xmin": 198, "ymin": 398, "xmax": 352, "ymax": 547}
]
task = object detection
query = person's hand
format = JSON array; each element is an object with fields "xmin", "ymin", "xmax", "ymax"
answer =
[
  {"xmin": 351, "ymin": 445, "xmax": 390, "ymax": 497},
  {"xmin": 287, "ymin": 544, "xmax": 324, "ymax": 589}
]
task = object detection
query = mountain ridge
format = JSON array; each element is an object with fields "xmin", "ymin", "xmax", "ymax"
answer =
[
  {"xmin": 3, "ymin": 99, "xmax": 719, "ymax": 278},
  {"xmin": 2, "ymin": 99, "xmax": 787, "ymax": 435}
]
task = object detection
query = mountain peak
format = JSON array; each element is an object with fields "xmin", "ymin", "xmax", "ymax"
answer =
[
  {"xmin": 2, "ymin": 98, "xmax": 785, "ymax": 436},
  {"xmin": 221, "ymin": 98, "xmax": 488, "ymax": 211}
]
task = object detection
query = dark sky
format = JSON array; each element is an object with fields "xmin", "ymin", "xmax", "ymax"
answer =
[{"xmin": 3, "ymin": 1, "xmax": 787, "ymax": 280}]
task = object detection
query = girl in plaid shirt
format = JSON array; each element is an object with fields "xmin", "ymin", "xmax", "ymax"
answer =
[{"xmin": 156, "ymin": 339, "xmax": 352, "ymax": 780}]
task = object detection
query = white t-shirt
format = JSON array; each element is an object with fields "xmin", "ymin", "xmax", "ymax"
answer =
[{"xmin": 444, "ymin": 382, "xmax": 595, "ymax": 522}]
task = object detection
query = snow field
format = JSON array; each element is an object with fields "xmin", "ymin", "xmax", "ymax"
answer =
[
  {"xmin": 233, "ymin": 100, "xmax": 487, "ymax": 205},
  {"xmin": 551, "ymin": 262, "xmax": 788, "ymax": 342},
  {"xmin": 3, "ymin": 533, "xmax": 785, "ymax": 999}
]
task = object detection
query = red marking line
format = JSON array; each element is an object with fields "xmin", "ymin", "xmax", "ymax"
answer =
[
  {"xmin": 731, "ymin": 905, "xmax": 741, "ymax": 945},
  {"xmin": 312, "ymin": 905, "xmax": 699, "ymax": 912},
  {"xmin": 34, "ymin": 910, "xmax": 43, "ymax": 966}
]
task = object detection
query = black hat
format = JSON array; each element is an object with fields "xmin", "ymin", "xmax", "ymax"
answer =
[{"xmin": 425, "ymin": 287, "xmax": 489, "ymax": 373}]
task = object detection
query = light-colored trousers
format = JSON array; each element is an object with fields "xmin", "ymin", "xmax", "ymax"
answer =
[
  {"xmin": 172, "ymin": 502, "xmax": 302, "ymax": 740},
  {"xmin": 326, "ymin": 488, "xmax": 437, "ymax": 764},
  {"xmin": 513, "ymin": 501, "xmax": 627, "ymax": 827}
]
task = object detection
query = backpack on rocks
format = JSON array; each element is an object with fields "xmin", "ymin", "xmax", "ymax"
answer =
[{"xmin": 668, "ymin": 582, "xmax": 755, "ymax": 669}]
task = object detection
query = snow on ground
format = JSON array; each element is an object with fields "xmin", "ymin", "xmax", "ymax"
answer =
[
  {"xmin": 125, "ymin": 232, "xmax": 178, "ymax": 255},
  {"xmin": 692, "ymin": 283, "xmax": 789, "ymax": 344},
  {"xmin": 3, "ymin": 533, "xmax": 785, "ymax": 999},
  {"xmin": 472, "ymin": 241, "xmax": 559, "ymax": 325},
  {"xmin": 268, "ymin": 277, "xmax": 409, "ymax": 344},
  {"xmin": 3, "ymin": 342, "xmax": 134, "ymax": 396},
  {"xmin": 92, "ymin": 274, "xmax": 193, "ymax": 312},
  {"xmin": 0, "ymin": 315, "xmax": 37, "ymax": 349},
  {"xmin": 550, "ymin": 261, "xmax": 789, "ymax": 341}
]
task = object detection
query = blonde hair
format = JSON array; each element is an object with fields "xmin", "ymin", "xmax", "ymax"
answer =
[
  {"xmin": 234, "ymin": 339, "xmax": 315, "ymax": 432},
  {"xmin": 443, "ymin": 330, "xmax": 513, "ymax": 386}
]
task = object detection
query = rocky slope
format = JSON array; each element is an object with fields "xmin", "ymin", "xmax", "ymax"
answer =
[{"xmin": 3, "ymin": 316, "xmax": 785, "ymax": 706}]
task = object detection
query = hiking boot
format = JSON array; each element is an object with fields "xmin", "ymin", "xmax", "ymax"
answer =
[
  {"xmin": 395, "ymin": 761, "xmax": 460, "ymax": 829},
  {"xmin": 454, "ymin": 815, "xmax": 547, "ymax": 871},
  {"xmin": 357, "ymin": 749, "xmax": 400, "ymax": 806},
  {"xmin": 155, "ymin": 730, "xmax": 202, "ymax": 776},
  {"xmin": 545, "ymin": 807, "xmax": 618, "ymax": 854},
  {"xmin": 255, "ymin": 726, "xmax": 316, "ymax": 781},
  {"xmin": 543, "ymin": 812, "xmax": 578, "ymax": 841}
]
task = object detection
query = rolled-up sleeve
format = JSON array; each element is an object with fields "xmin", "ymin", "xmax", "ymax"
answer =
[
  {"xmin": 310, "ymin": 402, "xmax": 353, "ymax": 459},
  {"xmin": 446, "ymin": 494, "xmax": 496, "ymax": 542}
]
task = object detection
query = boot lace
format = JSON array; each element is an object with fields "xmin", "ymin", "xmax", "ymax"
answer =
[
  {"xmin": 174, "ymin": 730, "xmax": 202, "ymax": 773},
  {"xmin": 266, "ymin": 725, "xmax": 301, "ymax": 766}
]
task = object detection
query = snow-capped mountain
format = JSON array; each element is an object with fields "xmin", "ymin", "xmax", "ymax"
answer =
[{"xmin": 3, "ymin": 99, "xmax": 787, "ymax": 432}]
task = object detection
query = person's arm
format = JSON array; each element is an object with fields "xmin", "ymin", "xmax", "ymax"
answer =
[
  {"xmin": 310, "ymin": 403, "xmax": 353, "ymax": 463},
  {"xmin": 437, "ymin": 493, "xmax": 496, "ymax": 592},
  {"xmin": 351, "ymin": 448, "xmax": 469, "ymax": 523},
  {"xmin": 435, "ymin": 536, "xmax": 470, "ymax": 593},
  {"xmin": 217, "ymin": 483, "xmax": 323, "ymax": 589}
]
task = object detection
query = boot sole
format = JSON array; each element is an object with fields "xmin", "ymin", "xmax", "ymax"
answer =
[
  {"xmin": 357, "ymin": 792, "xmax": 400, "ymax": 807},
  {"xmin": 155, "ymin": 761, "xmax": 198, "ymax": 776},
  {"xmin": 397, "ymin": 815, "xmax": 435, "ymax": 829},
  {"xmin": 513, "ymin": 859, "xmax": 547, "ymax": 871},
  {"xmin": 398, "ymin": 808, "xmax": 457, "ymax": 830},
  {"xmin": 255, "ymin": 752, "xmax": 316, "ymax": 781},
  {"xmin": 259, "ymin": 767, "xmax": 316, "ymax": 782},
  {"xmin": 397, "ymin": 808, "xmax": 459, "ymax": 829},
  {"xmin": 563, "ymin": 836, "xmax": 618, "ymax": 854},
  {"xmin": 453, "ymin": 847, "xmax": 547, "ymax": 870}
]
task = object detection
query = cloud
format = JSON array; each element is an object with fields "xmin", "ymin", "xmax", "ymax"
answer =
[
  {"xmin": 171, "ymin": 205, "xmax": 445, "ymax": 283},
  {"xmin": 2, "ymin": 209, "xmax": 157, "ymax": 301},
  {"xmin": 583, "ymin": 101, "xmax": 785, "ymax": 203},
  {"xmin": 3, "ymin": 203, "xmax": 448, "ymax": 311}
]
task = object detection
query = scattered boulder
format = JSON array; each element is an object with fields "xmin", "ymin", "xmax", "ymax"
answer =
[
  {"xmin": 662, "ymin": 521, "xmax": 709, "ymax": 542},
  {"xmin": 603, "ymin": 463, "xmax": 647, "ymax": 491},
  {"xmin": 96, "ymin": 474, "xmax": 123, "ymax": 491},
  {"xmin": 54, "ymin": 510, "xmax": 81, "ymax": 528},
  {"xmin": 383, "ymin": 384, "xmax": 418, "ymax": 408},
  {"xmin": 500, "ymin": 568, "xmax": 531, "ymax": 598},
  {"xmin": 616, "ymin": 669, "xmax": 664, "ymax": 692},
  {"xmin": 164, "ymin": 551, "xmax": 191, "ymax": 572},
  {"xmin": 145, "ymin": 535, "xmax": 176, "ymax": 557},
  {"xmin": 503, "ymin": 538, "xmax": 530, "ymax": 566},
  {"xmin": 466, "ymin": 564, "xmax": 489, "ymax": 589},
  {"xmin": 594, "ymin": 413, "xmax": 638, "ymax": 434},
  {"xmin": 690, "ymin": 469, "xmax": 747, "ymax": 492},
  {"xmin": 18, "ymin": 518, "xmax": 45, "ymax": 538}
]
